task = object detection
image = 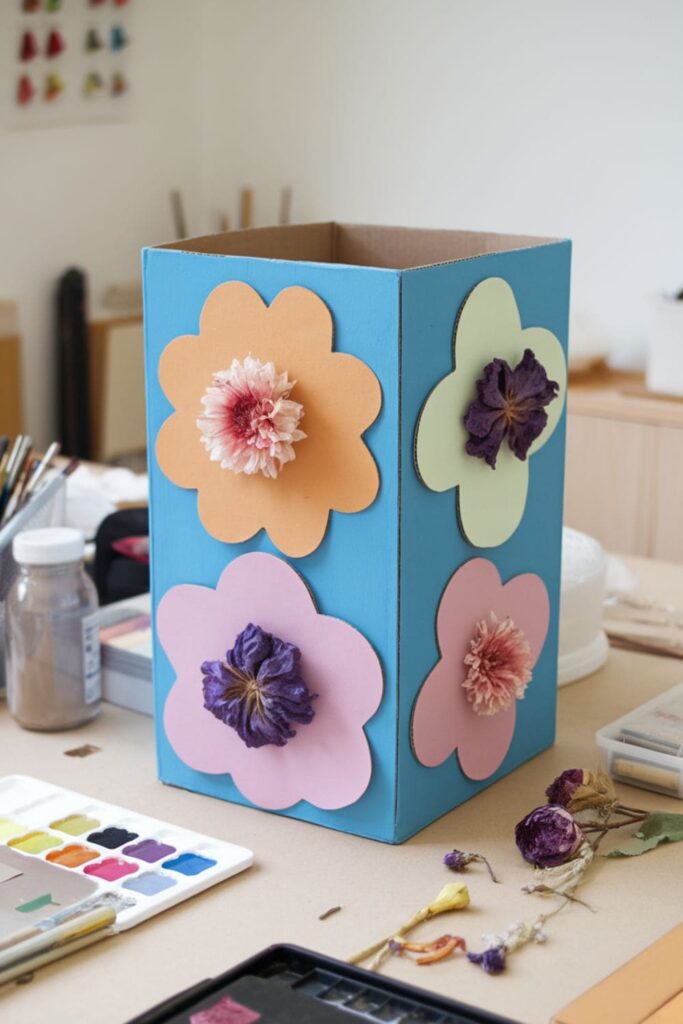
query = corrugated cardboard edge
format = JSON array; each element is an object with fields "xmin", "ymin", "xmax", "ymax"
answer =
[
  {"xmin": 552, "ymin": 922, "xmax": 683, "ymax": 1024},
  {"xmin": 152, "ymin": 221, "xmax": 562, "ymax": 271}
]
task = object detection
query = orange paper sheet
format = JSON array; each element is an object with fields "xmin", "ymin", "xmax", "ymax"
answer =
[{"xmin": 553, "ymin": 923, "xmax": 683, "ymax": 1024}]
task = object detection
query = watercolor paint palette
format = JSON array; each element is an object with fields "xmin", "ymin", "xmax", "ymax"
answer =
[{"xmin": 0, "ymin": 775, "xmax": 253, "ymax": 937}]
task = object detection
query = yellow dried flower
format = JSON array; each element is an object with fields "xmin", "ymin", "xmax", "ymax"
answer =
[
  {"xmin": 426, "ymin": 881, "xmax": 470, "ymax": 916},
  {"xmin": 349, "ymin": 881, "xmax": 470, "ymax": 970}
]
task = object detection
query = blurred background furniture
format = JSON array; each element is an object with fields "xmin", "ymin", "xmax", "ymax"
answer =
[
  {"xmin": 565, "ymin": 367, "xmax": 683, "ymax": 562},
  {"xmin": 88, "ymin": 316, "xmax": 145, "ymax": 465},
  {"xmin": 0, "ymin": 301, "xmax": 23, "ymax": 437}
]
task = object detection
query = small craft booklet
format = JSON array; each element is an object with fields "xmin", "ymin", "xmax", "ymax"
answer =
[
  {"xmin": 619, "ymin": 691, "xmax": 683, "ymax": 756},
  {"xmin": 99, "ymin": 607, "xmax": 152, "ymax": 677},
  {"xmin": 98, "ymin": 605, "xmax": 153, "ymax": 715}
]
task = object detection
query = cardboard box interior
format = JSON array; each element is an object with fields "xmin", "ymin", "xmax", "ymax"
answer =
[{"xmin": 157, "ymin": 222, "xmax": 556, "ymax": 270}]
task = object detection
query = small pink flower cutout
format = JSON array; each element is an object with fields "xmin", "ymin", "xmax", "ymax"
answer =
[
  {"xmin": 411, "ymin": 558, "xmax": 549, "ymax": 781},
  {"xmin": 158, "ymin": 552, "xmax": 383, "ymax": 810}
]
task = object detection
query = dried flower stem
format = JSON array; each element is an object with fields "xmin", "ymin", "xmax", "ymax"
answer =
[
  {"xmin": 614, "ymin": 803, "xmax": 648, "ymax": 816},
  {"xmin": 582, "ymin": 815, "xmax": 647, "ymax": 833},
  {"xmin": 479, "ymin": 855, "xmax": 499, "ymax": 884},
  {"xmin": 348, "ymin": 882, "xmax": 469, "ymax": 969},
  {"xmin": 349, "ymin": 908, "xmax": 432, "ymax": 969}
]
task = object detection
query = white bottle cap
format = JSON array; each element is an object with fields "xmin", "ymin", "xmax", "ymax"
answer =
[{"xmin": 13, "ymin": 527, "xmax": 85, "ymax": 566}]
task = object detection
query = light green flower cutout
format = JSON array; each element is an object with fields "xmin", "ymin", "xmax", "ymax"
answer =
[{"xmin": 414, "ymin": 277, "xmax": 567, "ymax": 548}]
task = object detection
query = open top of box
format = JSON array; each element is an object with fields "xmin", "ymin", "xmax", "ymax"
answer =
[{"xmin": 156, "ymin": 222, "xmax": 558, "ymax": 271}]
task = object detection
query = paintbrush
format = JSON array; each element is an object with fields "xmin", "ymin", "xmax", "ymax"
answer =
[
  {"xmin": 0, "ymin": 457, "xmax": 79, "ymax": 554},
  {"xmin": 17, "ymin": 440, "xmax": 61, "ymax": 511},
  {"xmin": 0, "ymin": 905, "xmax": 116, "ymax": 973},
  {"xmin": 0, "ymin": 435, "xmax": 21, "ymax": 494},
  {"xmin": 0, "ymin": 919, "xmax": 116, "ymax": 987},
  {"xmin": 0, "ymin": 436, "xmax": 31, "ymax": 518},
  {"xmin": 0, "ymin": 890, "xmax": 134, "ymax": 954},
  {"xmin": 0, "ymin": 445, "xmax": 33, "ymax": 526}
]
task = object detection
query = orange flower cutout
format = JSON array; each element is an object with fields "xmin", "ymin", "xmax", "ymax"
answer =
[{"xmin": 156, "ymin": 282, "xmax": 382, "ymax": 557}]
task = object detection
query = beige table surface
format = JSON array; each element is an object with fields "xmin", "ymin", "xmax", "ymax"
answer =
[{"xmin": 1, "ymin": 555, "xmax": 682, "ymax": 1024}]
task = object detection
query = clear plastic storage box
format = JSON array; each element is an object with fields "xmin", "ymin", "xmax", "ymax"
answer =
[{"xmin": 597, "ymin": 683, "xmax": 683, "ymax": 799}]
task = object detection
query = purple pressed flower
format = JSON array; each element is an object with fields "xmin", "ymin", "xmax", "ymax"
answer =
[
  {"xmin": 545, "ymin": 769, "xmax": 585, "ymax": 808},
  {"xmin": 464, "ymin": 348, "xmax": 559, "ymax": 469},
  {"xmin": 201, "ymin": 622, "xmax": 316, "ymax": 749},
  {"xmin": 467, "ymin": 946, "xmax": 507, "ymax": 974},
  {"xmin": 443, "ymin": 850, "xmax": 470, "ymax": 872},
  {"xmin": 443, "ymin": 848, "xmax": 499, "ymax": 883},
  {"xmin": 515, "ymin": 805, "xmax": 584, "ymax": 868}
]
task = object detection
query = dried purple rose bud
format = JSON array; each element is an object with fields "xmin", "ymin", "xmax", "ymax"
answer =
[
  {"xmin": 201, "ymin": 622, "xmax": 316, "ymax": 749},
  {"xmin": 464, "ymin": 348, "xmax": 559, "ymax": 469},
  {"xmin": 467, "ymin": 946, "xmax": 507, "ymax": 974},
  {"xmin": 443, "ymin": 850, "xmax": 472, "ymax": 872},
  {"xmin": 545, "ymin": 768, "xmax": 585, "ymax": 807},
  {"xmin": 443, "ymin": 849, "xmax": 499, "ymax": 883},
  {"xmin": 515, "ymin": 805, "xmax": 584, "ymax": 868}
]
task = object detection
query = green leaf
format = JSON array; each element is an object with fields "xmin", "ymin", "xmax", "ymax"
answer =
[{"xmin": 607, "ymin": 812, "xmax": 683, "ymax": 858}]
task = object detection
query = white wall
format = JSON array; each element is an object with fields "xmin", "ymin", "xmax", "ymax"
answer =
[
  {"xmin": 0, "ymin": 0, "xmax": 204, "ymax": 447},
  {"xmin": 4, "ymin": 0, "xmax": 682, "ymax": 444},
  {"xmin": 200, "ymin": 0, "xmax": 683, "ymax": 367}
]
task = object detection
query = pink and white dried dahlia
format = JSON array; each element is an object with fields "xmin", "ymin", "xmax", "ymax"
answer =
[
  {"xmin": 197, "ymin": 355, "xmax": 306, "ymax": 479},
  {"xmin": 462, "ymin": 613, "xmax": 532, "ymax": 716}
]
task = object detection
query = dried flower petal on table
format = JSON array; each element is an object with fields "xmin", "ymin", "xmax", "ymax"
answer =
[
  {"xmin": 426, "ymin": 882, "xmax": 471, "ymax": 915},
  {"xmin": 515, "ymin": 805, "xmax": 584, "ymax": 868},
  {"xmin": 467, "ymin": 945, "xmax": 507, "ymax": 975},
  {"xmin": 523, "ymin": 841, "xmax": 594, "ymax": 900},
  {"xmin": 468, "ymin": 915, "xmax": 549, "ymax": 975},
  {"xmin": 443, "ymin": 849, "xmax": 499, "ymax": 883},
  {"xmin": 348, "ymin": 881, "xmax": 470, "ymax": 971},
  {"xmin": 390, "ymin": 934, "xmax": 466, "ymax": 965},
  {"xmin": 546, "ymin": 768, "xmax": 616, "ymax": 814}
]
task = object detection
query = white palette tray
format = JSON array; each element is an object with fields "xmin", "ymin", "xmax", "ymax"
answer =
[{"xmin": 0, "ymin": 775, "xmax": 253, "ymax": 934}]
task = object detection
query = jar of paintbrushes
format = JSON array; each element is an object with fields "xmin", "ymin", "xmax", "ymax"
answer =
[{"xmin": 0, "ymin": 435, "xmax": 78, "ymax": 699}]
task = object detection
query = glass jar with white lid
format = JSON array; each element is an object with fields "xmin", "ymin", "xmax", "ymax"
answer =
[{"xmin": 5, "ymin": 527, "xmax": 101, "ymax": 730}]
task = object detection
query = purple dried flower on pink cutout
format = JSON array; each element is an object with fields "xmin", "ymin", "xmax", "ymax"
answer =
[
  {"xmin": 467, "ymin": 945, "xmax": 507, "ymax": 974},
  {"xmin": 515, "ymin": 805, "xmax": 584, "ymax": 868},
  {"xmin": 464, "ymin": 348, "xmax": 559, "ymax": 469},
  {"xmin": 201, "ymin": 622, "xmax": 316, "ymax": 749},
  {"xmin": 545, "ymin": 769, "xmax": 585, "ymax": 807}
]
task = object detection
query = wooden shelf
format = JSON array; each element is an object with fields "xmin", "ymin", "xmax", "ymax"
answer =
[
  {"xmin": 0, "ymin": 334, "xmax": 23, "ymax": 436},
  {"xmin": 565, "ymin": 368, "xmax": 683, "ymax": 561},
  {"xmin": 569, "ymin": 368, "xmax": 683, "ymax": 429}
]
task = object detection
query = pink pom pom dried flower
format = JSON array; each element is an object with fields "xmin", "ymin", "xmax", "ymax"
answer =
[
  {"xmin": 197, "ymin": 355, "xmax": 306, "ymax": 479},
  {"xmin": 462, "ymin": 613, "xmax": 532, "ymax": 716}
]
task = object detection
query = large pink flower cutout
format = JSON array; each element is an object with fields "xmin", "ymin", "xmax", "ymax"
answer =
[
  {"xmin": 411, "ymin": 558, "xmax": 549, "ymax": 781},
  {"xmin": 158, "ymin": 552, "xmax": 383, "ymax": 810}
]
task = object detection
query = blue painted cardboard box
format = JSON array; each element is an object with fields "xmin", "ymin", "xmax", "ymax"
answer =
[{"xmin": 143, "ymin": 223, "xmax": 571, "ymax": 843}]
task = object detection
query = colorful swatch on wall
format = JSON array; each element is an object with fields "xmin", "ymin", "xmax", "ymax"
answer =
[{"xmin": 9, "ymin": 0, "xmax": 135, "ymax": 128}]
